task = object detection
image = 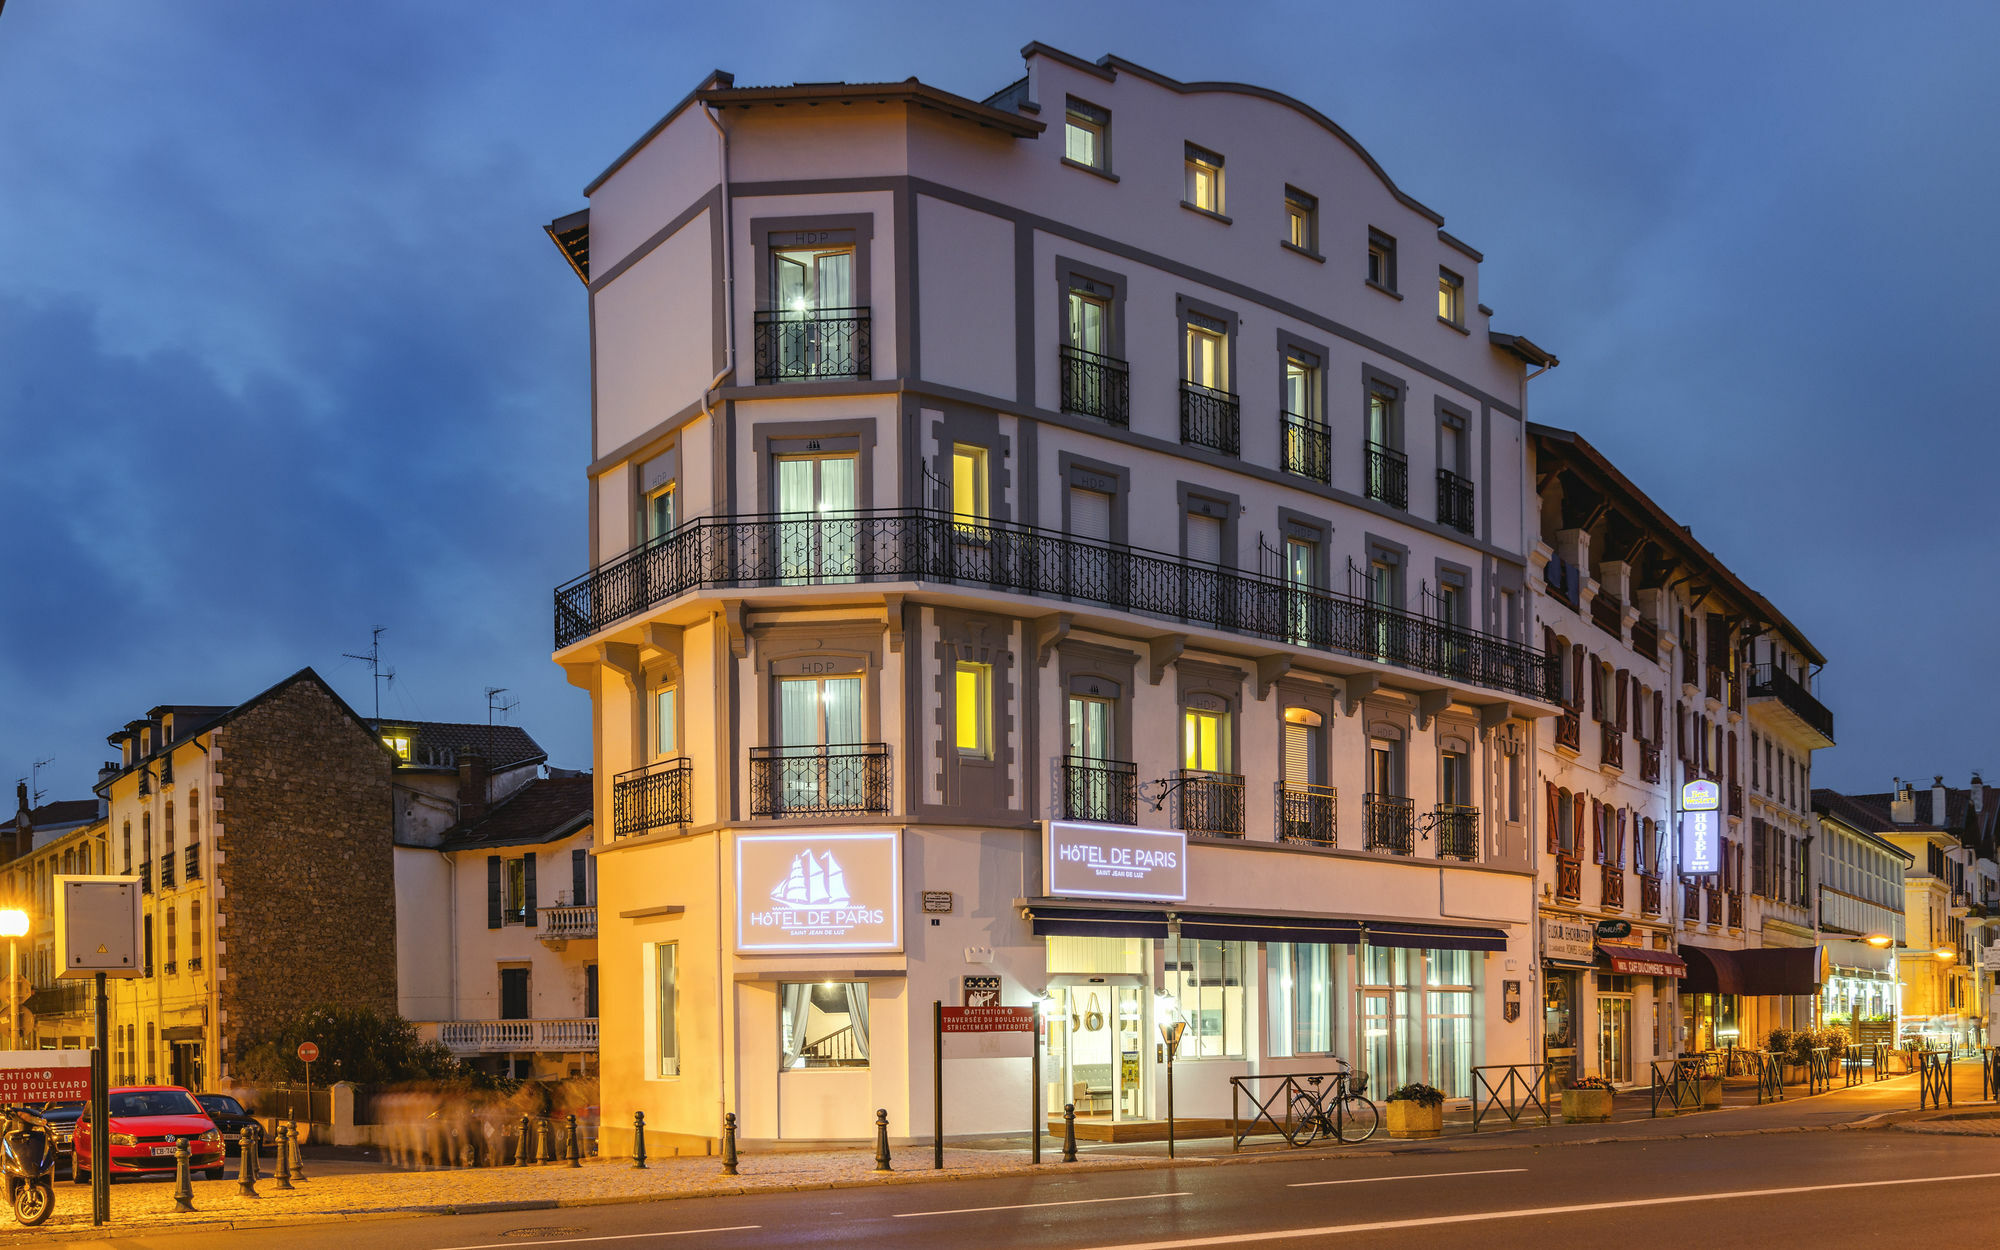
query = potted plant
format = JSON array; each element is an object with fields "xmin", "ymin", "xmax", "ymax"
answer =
[
  {"xmin": 1561, "ymin": 1075, "xmax": 1616, "ymax": 1123},
  {"xmin": 1383, "ymin": 1083, "xmax": 1446, "ymax": 1138}
]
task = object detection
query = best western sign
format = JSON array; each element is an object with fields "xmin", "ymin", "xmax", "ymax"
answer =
[
  {"xmin": 1044, "ymin": 822, "xmax": 1187, "ymax": 902},
  {"xmin": 736, "ymin": 831, "xmax": 902, "ymax": 953},
  {"xmin": 1680, "ymin": 780, "xmax": 1720, "ymax": 876}
]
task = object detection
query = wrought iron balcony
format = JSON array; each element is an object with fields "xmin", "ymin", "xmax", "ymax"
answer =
[
  {"xmin": 1683, "ymin": 878, "xmax": 1702, "ymax": 922},
  {"xmin": 138, "ymin": 862, "xmax": 151, "ymax": 895},
  {"xmin": 1591, "ymin": 591, "xmax": 1623, "ymax": 639},
  {"xmin": 553, "ymin": 509, "xmax": 1562, "ymax": 703},
  {"xmin": 1640, "ymin": 873, "xmax": 1663, "ymax": 916},
  {"xmin": 1639, "ymin": 740, "xmax": 1662, "ymax": 783},
  {"xmin": 749, "ymin": 744, "xmax": 891, "ymax": 819},
  {"xmin": 1363, "ymin": 794, "xmax": 1415, "ymax": 856},
  {"xmin": 1434, "ymin": 804, "xmax": 1479, "ymax": 862},
  {"xmin": 158, "ymin": 852, "xmax": 175, "ymax": 891},
  {"xmin": 1062, "ymin": 757, "xmax": 1137, "ymax": 825},
  {"xmin": 1555, "ymin": 709, "xmax": 1581, "ymax": 751},
  {"xmin": 1436, "ymin": 469, "xmax": 1474, "ymax": 534},
  {"xmin": 753, "ymin": 307, "xmax": 870, "ymax": 382},
  {"xmin": 539, "ymin": 905, "xmax": 596, "ymax": 944},
  {"xmin": 1632, "ymin": 618, "xmax": 1659, "ymax": 662},
  {"xmin": 613, "ymin": 757, "xmax": 694, "ymax": 838},
  {"xmin": 1175, "ymin": 769, "xmax": 1244, "ymax": 838},
  {"xmin": 1601, "ymin": 862, "xmax": 1625, "ymax": 910},
  {"xmin": 1557, "ymin": 855, "xmax": 1583, "ymax": 902},
  {"xmin": 1281, "ymin": 413, "xmax": 1331, "ymax": 484},
  {"xmin": 184, "ymin": 843, "xmax": 201, "ymax": 882},
  {"xmin": 1748, "ymin": 663, "xmax": 1836, "ymax": 747},
  {"xmin": 1179, "ymin": 382, "xmax": 1240, "ymax": 456},
  {"xmin": 1728, "ymin": 783, "xmax": 1744, "ymax": 817},
  {"xmin": 1727, "ymin": 890, "xmax": 1745, "ymax": 929},
  {"xmin": 1276, "ymin": 782, "xmax": 1336, "ymax": 847},
  {"xmin": 1364, "ymin": 441, "xmax": 1408, "ymax": 509},
  {"xmin": 1601, "ymin": 724, "xmax": 1624, "ymax": 770},
  {"xmin": 1059, "ymin": 345, "xmax": 1130, "ymax": 426}
]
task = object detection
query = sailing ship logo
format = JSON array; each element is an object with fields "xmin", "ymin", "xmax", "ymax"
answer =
[{"xmin": 770, "ymin": 850, "xmax": 851, "ymax": 909}]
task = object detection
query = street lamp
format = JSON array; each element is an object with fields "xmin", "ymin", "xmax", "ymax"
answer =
[{"xmin": 0, "ymin": 909, "xmax": 29, "ymax": 1051}]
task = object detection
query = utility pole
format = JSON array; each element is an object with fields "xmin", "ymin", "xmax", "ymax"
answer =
[{"xmin": 343, "ymin": 628, "xmax": 395, "ymax": 719}]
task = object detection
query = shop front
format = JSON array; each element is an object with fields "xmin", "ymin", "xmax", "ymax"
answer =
[
  {"xmin": 1821, "ymin": 939, "xmax": 1897, "ymax": 1043},
  {"xmin": 1539, "ymin": 915, "xmax": 1595, "ymax": 1088},
  {"xmin": 1680, "ymin": 943, "xmax": 1820, "ymax": 1053}
]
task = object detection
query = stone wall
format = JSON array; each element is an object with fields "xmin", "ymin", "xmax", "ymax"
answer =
[{"xmin": 212, "ymin": 675, "xmax": 396, "ymax": 1075}]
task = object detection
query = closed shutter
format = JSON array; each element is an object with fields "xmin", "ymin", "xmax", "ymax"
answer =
[
  {"xmin": 1617, "ymin": 809, "xmax": 1628, "ymax": 868},
  {"xmin": 523, "ymin": 853, "xmax": 538, "ymax": 927},
  {"xmin": 1285, "ymin": 722, "xmax": 1311, "ymax": 787},
  {"xmin": 1186, "ymin": 513, "xmax": 1223, "ymax": 565},
  {"xmin": 571, "ymin": 848, "xmax": 588, "ymax": 906},
  {"xmin": 487, "ymin": 857, "xmax": 503, "ymax": 929},
  {"xmin": 1547, "ymin": 781, "xmax": 1560, "ymax": 853},
  {"xmin": 1591, "ymin": 799, "xmax": 1604, "ymax": 864},
  {"xmin": 1571, "ymin": 646, "xmax": 1586, "ymax": 711},
  {"xmin": 1615, "ymin": 670, "xmax": 1629, "ymax": 731},
  {"xmin": 1573, "ymin": 795, "xmax": 1586, "ymax": 855},
  {"xmin": 1069, "ymin": 487, "xmax": 1112, "ymax": 541},
  {"xmin": 1752, "ymin": 820, "xmax": 1768, "ymax": 896}
]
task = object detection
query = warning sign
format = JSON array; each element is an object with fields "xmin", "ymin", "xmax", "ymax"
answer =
[
  {"xmin": 0, "ymin": 1051, "xmax": 90, "ymax": 1103},
  {"xmin": 940, "ymin": 1006, "xmax": 1036, "ymax": 1034}
]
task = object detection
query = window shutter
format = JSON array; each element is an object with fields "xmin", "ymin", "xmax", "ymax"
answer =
[
  {"xmin": 1591, "ymin": 798, "xmax": 1604, "ymax": 864},
  {"xmin": 1676, "ymin": 702, "xmax": 1687, "ymax": 755},
  {"xmin": 1571, "ymin": 646, "xmax": 1586, "ymax": 711},
  {"xmin": 1752, "ymin": 820, "xmax": 1767, "ymax": 897},
  {"xmin": 1285, "ymin": 723, "xmax": 1311, "ymax": 788},
  {"xmin": 1069, "ymin": 486, "xmax": 1112, "ymax": 542},
  {"xmin": 487, "ymin": 856, "xmax": 503, "ymax": 930},
  {"xmin": 1573, "ymin": 795, "xmax": 1586, "ymax": 856},
  {"xmin": 1615, "ymin": 670, "xmax": 1629, "ymax": 731},
  {"xmin": 1617, "ymin": 808, "xmax": 1628, "ymax": 868},
  {"xmin": 1546, "ymin": 781, "xmax": 1560, "ymax": 853},
  {"xmin": 1590, "ymin": 664, "xmax": 1603, "ymax": 722},
  {"xmin": 1186, "ymin": 513, "xmax": 1223, "ymax": 566},
  {"xmin": 571, "ymin": 849, "xmax": 588, "ymax": 906},
  {"xmin": 1652, "ymin": 690, "xmax": 1664, "ymax": 742},
  {"xmin": 1728, "ymin": 732, "xmax": 1738, "ymax": 787},
  {"xmin": 523, "ymin": 853, "xmax": 538, "ymax": 927}
]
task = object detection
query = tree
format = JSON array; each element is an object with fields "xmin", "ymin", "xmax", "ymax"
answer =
[{"xmin": 236, "ymin": 1005, "xmax": 469, "ymax": 1086}]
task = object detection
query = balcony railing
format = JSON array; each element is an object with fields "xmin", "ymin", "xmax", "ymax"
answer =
[
  {"xmin": 1728, "ymin": 890, "xmax": 1745, "ymax": 929},
  {"xmin": 1632, "ymin": 618, "xmax": 1659, "ymax": 662},
  {"xmin": 1433, "ymin": 468, "xmax": 1475, "ymax": 534},
  {"xmin": 553, "ymin": 509, "xmax": 1562, "ymax": 702},
  {"xmin": 1276, "ymin": 782, "xmax": 1336, "ymax": 847},
  {"xmin": 1179, "ymin": 382, "xmax": 1240, "ymax": 456},
  {"xmin": 1602, "ymin": 863, "xmax": 1625, "ymax": 910},
  {"xmin": 1748, "ymin": 663, "xmax": 1836, "ymax": 746},
  {"xmin": 1682, "ymin": 641, "xmax": 1700, "ymax": 687},
  {"xmin": 138, "ymin": 862, "xmax": 151, "ymax": 895},
  {"xmin": 1062, "ymin": 757, "xmax": 1138, "ymax": 825},
  {"xmin": 183, "ymin": 843, "xmax": 201, "ymax": 882},
  {"xmin": 1434, "ymin": 804, "xmax": 1479, "ymax": 862},
  {"xmin": 1282, "ymin": 413, "xmax": 1331, "ymax": 483},
  {"xmin": 1175, "ymin": 770, "xmax": 1245, "ymax": 837},
  {"xmin": 1555, "ymin": 709, "xmax": 1581, "ymax": 751},
  {"xmin": 431, "ymin": 1019, "xmax": 600, "ymax": 1054},
  {"xmin": 750, "ymin": 745, "xmax": 891, "ymax": 819},
  {"xmin": 613, "ymin": 756, "xmax": 694, "ymax": 838},
  {"xmin": 1059, "ymin": 345, "xmax": 1130, "ymax": 426},
  {"xmin": 1728, "ymin": 784, "xmax": 1744, "ymax": 817},
  {"xmin": 1364, "ymin": 441, "xmax": 1408, "ymax": 509},
  {"xmin": 1706, "ymin": 665, "xmax": 1724, "ymax": 703},
  {"xmin": 1556, "ymin": 855, "xmax": 1582, "ymax": 902},
  {"xmin": 1601, "ymin": 724, "xmax": 1624, "ymax": 770},
  {"xmin": 1640, "ymin": 873, "xmax": 1663, "ymax": 916},
  {"xmin": 539, "ymin": 905, "xmax": 597, "ymax": 942},
  {"xmin": 158, "ymin": 852, "xmax": 175, "ymax": 891},
  {"xmin": 1591, "ymin": 591, "xmax": 1623, "ymax": 639},
  {"xmin": 1639, "ymin": 740, "xmax": 1662, "ymax": 783},
  {"xmin": 1684, "ymin": 878, "xmax": 1701, "ymax": 922},
  {"xmin": 752, "ymin": 307, "xmax": 870, "ymax": 382},
  {"xmin": 1363, "ymin": 794, "xmax": 1415, "ymax": 856}
]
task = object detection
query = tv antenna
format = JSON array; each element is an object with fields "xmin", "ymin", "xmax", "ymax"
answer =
[
  {"xmin": 343, "ymin": 627, "xmax": 396, "ymax": 720},
  {"xmin": 29, "ymin": 759, "xmax": 53, "ymax": 808},
  {"xmin": 485, "ymin": 687, "xmax": 519, "ymax": 725}
]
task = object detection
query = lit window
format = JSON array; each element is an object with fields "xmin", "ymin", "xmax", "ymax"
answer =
[
  {"xmin": 955, "ymin": 662, "xmax": 991, "ymax": 758},
  {"xmin": 505, "ymin": 858, "xmax": 529, "ymax": 925},
  {"xmin": 1064, "ymin": 98, "xmax": 1108, "ymax": 170},
  {"xmin": 1164, "ymin": 937, "xmax": 1244, "ymax": 1058},
  {"xmin": 382, "ymin": 733, "xmax": 412, "ymax": 761},
  {"xmin": 654, "ymin": 943, "xmax": 680, "ymax": 1077},
  {"xmin": 1184, "ymin": 144, "xmax": 1224, "ymax": 214},
  {"xmin": 782, "ymin": 983, "xmax": 871, "ymax": 1069},
  {"xmin": 645, "ymin": 482, "xmax": 677, "ymax": 543},
  {"xmin": 1183, "ymin": 707, "xmax": 1227, "ymax": 773},
  {"xmin": 655, "ymin": 686, "xmax": 678, "ymax": 757},
  {"xmin": 951, "ymin": 445, "xmax": 987, "ymax": 522},
  {"xmin": 1285, "ymin": 187, "xmax": 1317, "ymax": 252},
  {"xmin": 1367, "ymin": 229, "xmax": 1397, "ymax": 291},
  {"xmin": 1183, "ymin": 318, "xmax": 1227, "ymax": 391},
  {"xmin": 1438, "ymin": 268, "xmax": 1464, "ymax": 326}
]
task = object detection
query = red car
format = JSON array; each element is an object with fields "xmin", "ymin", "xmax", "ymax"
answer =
[{"xmin": 73, "ymin": 1086, "xmax": 226, "ymax": 1180}]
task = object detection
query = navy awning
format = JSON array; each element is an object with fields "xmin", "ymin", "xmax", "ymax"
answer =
[
  {"xmin": 1363, "ymin": 921, "xmax": 1509, "ymax": 952},
  {"xmin": 1029, "ymin": 908, "xmax": 1171, "ymax": 939},
  {"xmin": 1681, "ymin": 944, "xmax": 1820, "ymax": 996}
]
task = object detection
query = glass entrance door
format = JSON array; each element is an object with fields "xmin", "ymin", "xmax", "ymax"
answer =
[{"xmin": 1053, "ymin": 983, "xmax": 1146, "ymax": 1123}]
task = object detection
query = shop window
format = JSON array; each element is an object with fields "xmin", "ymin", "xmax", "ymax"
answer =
[
  {"xmin": 1425, "ymin": 949, "xmax": 1477, "ymax": 1098},
  {"xmin": 781, "ymin": 982, "xmax": 870, "ymax": 1069},
  {"xmin": 1163, "ymin": 937, "xmax": 1245, "ymax": 1058},
  {"xmin": 1268, "ymin": 942, "xmax": 1339, "ymax": 1057}
]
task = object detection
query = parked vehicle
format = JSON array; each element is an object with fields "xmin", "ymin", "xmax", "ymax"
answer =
[
  {"xmin": 32, "ymin": 1101, "xmax": 83, "ymax": 1172},
  {"xmin": 0, "ymin": 1107, "xmax": 56, "ymax": 1225},
  {"xmin": 192, "ymin": 1094, "xmax": 265, "ymax": 1155},
  {"xmin": 72, "ymin": 1087, "xmax": 224, "ymax": 1181}
]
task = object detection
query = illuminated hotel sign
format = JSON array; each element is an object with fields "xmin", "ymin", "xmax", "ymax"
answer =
[
  {"xmin": 1680, "ymin": 780, "xmax": 1720, "ymax": 876},
  {"xmin": 1044, "ymin": 822, "xmax": 1187, "ymax": 902},
  {"xmin": 736, "ymin": 831, "xmax": 902, "ymax": 953}
]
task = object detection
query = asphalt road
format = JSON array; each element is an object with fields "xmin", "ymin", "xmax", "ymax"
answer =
[{"xmin": 19, "ymin": 1130, "xmax": 2000, "ymax": 1249}]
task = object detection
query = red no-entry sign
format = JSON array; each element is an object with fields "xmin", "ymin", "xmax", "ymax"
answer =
[{"xmin": 297, "ymin": 1042, "xmax": 319, "ymax": 1063}]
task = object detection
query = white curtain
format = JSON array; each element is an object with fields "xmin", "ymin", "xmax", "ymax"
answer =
[
  {"xmin": 843, "ymin": 983, "xmax": 871, "ymax": 1061},
  {"xmin": 780, "ymin": 984, "xmax": 811, "ymax": 1068}
]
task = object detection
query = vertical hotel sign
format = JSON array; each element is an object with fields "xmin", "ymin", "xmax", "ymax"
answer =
[
  {"xmin": 737, "ymin": 831, "xmax": 902, "ymax": 953},
  {"xmin": 1680, "ymin": 779, "xmax": 1720, "ymax": 876}
]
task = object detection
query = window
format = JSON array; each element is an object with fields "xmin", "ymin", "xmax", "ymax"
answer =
[
  {"xmin": 189, "ymin": 908, "xmax": 201, "ymax": 969},
  {"xmin": 164, "ymin": 802, "xmax": 175, "ymax": 853},
  {"xmin": 1268, "ymin": 942, "xmax": 1339, "ymax": 1056},
  {"xmin": 775, "ymin": 454, "xmax": 859, "ymax": 582},
  {"xmin": 1284, "ymin": 187, "xmax": 1317, "ymax": 252},
  {"xmin": 1064, "ymin": 98, "xmax": 1108, "ymax": 170},
  {"xmin": 1163, "ymin": 937, "xmax": 1245, "ymax": 1058},
  {"xmin": 1284, "ymin": 536, "xmax": 1318, "ymax": 643},
  {"xmin": 654, "ymin": 943, "xmax": 679, "ymax": 1076},
  {"xmin": 122, "ymin": 822, "xmax": 131, "ymax": 873},
  {"xmin": 772, "ymin": 241, "xmax": 853, "ymax": 314},
  {"xmin": 1182, "ymin": 706, "xmax": 1228, "ymax": 773},
  {"xmin": 781, "ymin": 982, "xmax": 870, "ymax": 1068},
  {"xmin": 165, "ymin": 905, "xmax": 177, "ymax": 970},
  {"xmin": 655, "ymin": 685, "xmax": 678, "ymax": 757},
  {"xmin": 1438, "ymin": 268, "xmax": 1464, "ymax": 326},
  {"xmin": 505, "ymin": 858, "xmax": 530, "ymax": 925},
  {"xmin": 189, "ymin": 788, "xmax": 199, "ymax": 835},
  {"xmin": 1369, "ymin": 736, "xmax": 1403, "ymax": 798},
  {"xmin": 1183, "ymin": 315, "xmax": 1228, "ymax": 391},
  {"xmin": 382, "ymin": 732, "xmax": 413, "ymax": 761},
  {"xmin": 1440, "ymin": 749, "xmax": 1469, "ymax": 807},
  {"xmin": 1067, "ymin": 694, "xmax": 1114, "ymax": 761},
  {"xmin": 955, "ymin": 662, "xmax": 991, "ymax": 758},
  {"xmin": 1068, "ymin": 485, "xmax": 1112, "ymax": 542},
  {"xmin": 644, "ymin": 481, "xmax": 676, "ymax": 544},
  {"xmin": 951, "ymin": 444, "xmax": 987, "ymax": 522},
  {"xmin": 1284, "ymin": 353, "xmax": 1319, "ymax": 422},
  {"xmin": 1184, "ymin": 144, "xmax": 1224, "ymax": 215},
  {"xmin": 1066, "ymin": 284, "xmax": 1111, "ymax": 356},
  {"xmin": 499, "ymin": 967, "xmax": 531, "ymax": 1020},
  {"xmin": 1367, "ymin": 229, "xmax": 1398, "ymax": 291}
]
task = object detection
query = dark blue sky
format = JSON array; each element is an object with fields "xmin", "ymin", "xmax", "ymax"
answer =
[{"xmin": 4, "ymin": 1, "xmax": 1995, "ymax": 803}]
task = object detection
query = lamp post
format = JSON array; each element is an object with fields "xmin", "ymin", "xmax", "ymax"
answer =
[{"xmin": 0, "ymin": 909, "xmax": 30, "ymax": 1051}]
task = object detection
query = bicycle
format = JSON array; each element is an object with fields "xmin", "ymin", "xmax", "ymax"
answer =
[{"xmin": 1286, "ymin": 1064, "xmax": 1380, "ymax": 1145}]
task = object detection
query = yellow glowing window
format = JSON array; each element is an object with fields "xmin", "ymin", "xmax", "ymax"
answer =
[
  {"xmin": 382, "ymin": 734, "xmax": 412, "ymax": 761},
  {"xmin": 955, "ymin": 662, "xmax": 990, "ymax": 757},
  {"xmin": 1285, "ymin": 188, "xmax": 1316, "ymax": 251},
  {"xmin": 1185, "ymin": 145, "xmax": 1223, "ymax": 214},
  {"xmin": 1438, "ymin": 268, "xmax": 1464, "ymax": 325},
  {"xmin": 1183, "ymin": 709, "xmax": 1226, "ymax": 772},
  {"xmin": 952, "ymin": 445, "xmax": 987, "ymax": 521}
]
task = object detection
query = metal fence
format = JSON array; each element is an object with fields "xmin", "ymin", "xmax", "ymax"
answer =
[
  {"xmin": 1649, "ymin": 1058, "xmax": 1704, "ymax": 1117},
  {"xmin": 1470, "ymin": 1063, "xmax": 1549, "ymax": 1129},
  {"xmin": 1227, "ymin": 1070, "xmax": 1358, "ymax": 1150}
]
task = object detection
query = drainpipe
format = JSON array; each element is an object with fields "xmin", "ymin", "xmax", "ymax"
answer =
[
  {"xmin": 704, "ymin": 97, "xmax": 738, "ymax": 1147},
  {"xmin": 702, "ymin": 100, "xmax": 738, "ymax": 405}
]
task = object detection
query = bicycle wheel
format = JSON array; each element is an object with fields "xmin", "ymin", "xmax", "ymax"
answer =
[
  {"xmin": 1288, "ymin": 1090, "xmax": 1326, "ymax": 1145},
  {"xmin": 1335, "ymin": 1095, "xmax": 1380, "ymax": 1144}
]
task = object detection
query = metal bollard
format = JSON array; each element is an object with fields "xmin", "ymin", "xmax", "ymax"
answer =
[
  {"xmin": 290, "ymin": 1121, "xmax": 309, "ymax": 1181},
  {"xmin": 538, "ymin": 1117, "xmax": 554, "ymax": 1165},
  {"xmin": 237, "ymin": 1124, "xmax": 260, "ymax": 1197},
  {"xmin": 1062, "ymin": 1103, "xmax": 1077, "ymax": 1163},
  {"xmin": 566, "ymin": 1114, "xmax": 582, "ymax": 1168},
  {"xmin": 172, "ymin": 1138, "xmax": 196, "ymax": 1212},
  {"xmin": 274, "ymin": 1125, "xmax": 295, "ymax": 1190},
  {"xmin": 721, "ymin": 1112, "xmax": 739, "ymax": 1176},
  {"xmin": 873, "ymin": 1108, "xmax": 892, "ymax": 1172},
  {"xmin": 516, "ymin": 1115, "xmax": 532, "ymax": 1167},
  {"xmin": 633, "ymin": 1110, "xmax": 647, "ymax": 1170}
]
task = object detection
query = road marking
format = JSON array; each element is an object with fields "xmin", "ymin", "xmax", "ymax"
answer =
[
  {"xmin": 894, "ymin": 1190, "xmax": 1193, "ymax": 1218},
  {"xmin": 1068, "ymin": 1170, "xmax": 2000, "ymax": 1248},
  {"xmin": 1288, "ymin": 1167, "xmax": 1527, "ymax": 1188},
  {"xmin": 433, "ymin": 1227, "xmax": 761, "ymax": 1250}
]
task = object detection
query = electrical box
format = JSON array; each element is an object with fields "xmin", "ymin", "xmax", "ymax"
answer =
[{"xmin": 55, "ymin": 877, "xmax": 143, "ymax": 980}]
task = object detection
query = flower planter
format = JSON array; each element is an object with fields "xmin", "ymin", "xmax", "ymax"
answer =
[
  {"xmin": 1385, "ymin": 1100, "xmax": 1443, "ymax": 1139},
  {"xmin": 1561, "ymin": 1089, "xmax": 1614, "ymax": 1123}
]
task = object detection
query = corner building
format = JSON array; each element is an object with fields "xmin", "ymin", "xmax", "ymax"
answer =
[{"xmin": 551, "ymin": 44, "xmax": 1564, "ymax": 1150}]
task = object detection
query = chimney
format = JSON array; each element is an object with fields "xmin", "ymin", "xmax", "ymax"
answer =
[
  {"xmin": 457, "ymin": 751, "xmax": 491, "ymax": 823},
  {"xmin": 1891, "ymin": 778, "xmax": 1916, "ymax": 824},
  {"xmin": 12, "ymin": 782, "xmax": 25, "ymax": 822},
  {"xmin": 1934, "ymin": 776, "xmax": 1949, "ymax": 827},
  {"xmin": 1974, "ymin": 772, "xmax": 1985, "ymax": 814}
]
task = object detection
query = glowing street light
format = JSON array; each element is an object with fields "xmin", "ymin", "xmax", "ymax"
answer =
[
  {"xmin": 0, "ymin": 908, "xmax": 28, "ymax": 1052},
  {"xmin": 1865, "ymin": 933, "xmax": 1893, "ymax": 948}
]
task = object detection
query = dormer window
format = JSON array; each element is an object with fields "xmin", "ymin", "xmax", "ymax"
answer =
[{"xmin": 382, "ymin": 732, "xmax": 413, "ymax": 761}]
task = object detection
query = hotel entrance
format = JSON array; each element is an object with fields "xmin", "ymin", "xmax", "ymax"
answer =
[{"xmin": 1045, "ymin": 976, "xmax": 1148, "ymax": 1123}]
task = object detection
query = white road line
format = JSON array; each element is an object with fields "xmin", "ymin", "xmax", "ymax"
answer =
[
  {"xmin": 433, "ymin": 1227, "xmax": 761, "ymax": 1250},
  {"xmin": 1068, "ymin": 1170, "xmax": 2000, "ymax": 1249},
  {"xmin": 1288, "ymin": 1167, "xmax": 1527, "ymax": 1188},
  {"xmin": 894, "ymin": 1190, "xmax": 1193, "ymax": 1218}
]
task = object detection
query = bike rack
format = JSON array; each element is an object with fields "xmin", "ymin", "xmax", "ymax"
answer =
[{"xmin": 1469, "ymin": 1063, "xmax": 1549, "ymax": 1129}]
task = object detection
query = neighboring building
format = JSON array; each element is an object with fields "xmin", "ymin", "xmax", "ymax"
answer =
[
  {"xmin": 88, "ymin": 668, "xmax": 398, "ymax": 1087},
  {"xmin": 1810, "ymin": 789, "xmax": 1913, "ymax": 1043},
  {"xmin": 549, "ymin": 45, "xmax": 1566, "ymax": 1151},
  {"xmin": 1527, "ymin": 427, "xmax": 1831, "ymax": 1080},
  {"xmin": 3, "ymin": 792, "xmax": 108, "ymax": 1050},
  {"xmin": 7, "ymin": 785, "xmax": 99, "ymax": 861}
]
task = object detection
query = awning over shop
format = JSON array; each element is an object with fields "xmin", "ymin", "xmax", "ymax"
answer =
[
  {"xmin": 1363, "ymin": 921, "xmax": 1509, "ymax": 952},
  {"xmin": 1680, "ymin": 944, "xmax": 1821, "ymax": 996},
  {"xmin": 1022, "ymin": 902, "xmax": 1501, "ymax": 950},
  {"xmin": 1599, "ymin": 943, "xmax": 1686, "ymax": 978}
]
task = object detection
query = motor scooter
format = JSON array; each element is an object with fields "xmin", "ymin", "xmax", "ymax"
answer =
[{"xmin": 0, "ymin": 1106, "xmax": 56, "ymax": 1226}]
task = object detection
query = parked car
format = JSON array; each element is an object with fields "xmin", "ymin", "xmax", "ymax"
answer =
[
  {"xmin": 72, "ymin": 1087, "xmax": 224, "ymax": 1180},
  {"xmin": 192, "ymin": 1095, "xmax": 265, "ymax": 1155},
  {"xmin": 30, "ymin": 1103, "xmax": 83, "ymax": 1168}
]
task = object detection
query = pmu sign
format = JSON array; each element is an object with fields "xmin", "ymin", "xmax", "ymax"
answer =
[{"xmin": 1680, "ymin": 779, "xmax": 1720, "ymax": 875}]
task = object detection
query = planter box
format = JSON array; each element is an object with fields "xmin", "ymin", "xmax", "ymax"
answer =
[
  {"xmin": 1561, "ymin": 1089, "xmax": 1614, "ymax": 1123},
  {"xmin": 1699, "ymin": 1077, "xmax": 1724, "ymax": 1108},
  {"xmin": 1385, "ymin": 1100, "xmax": 1443, "ymax": 1139}
]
